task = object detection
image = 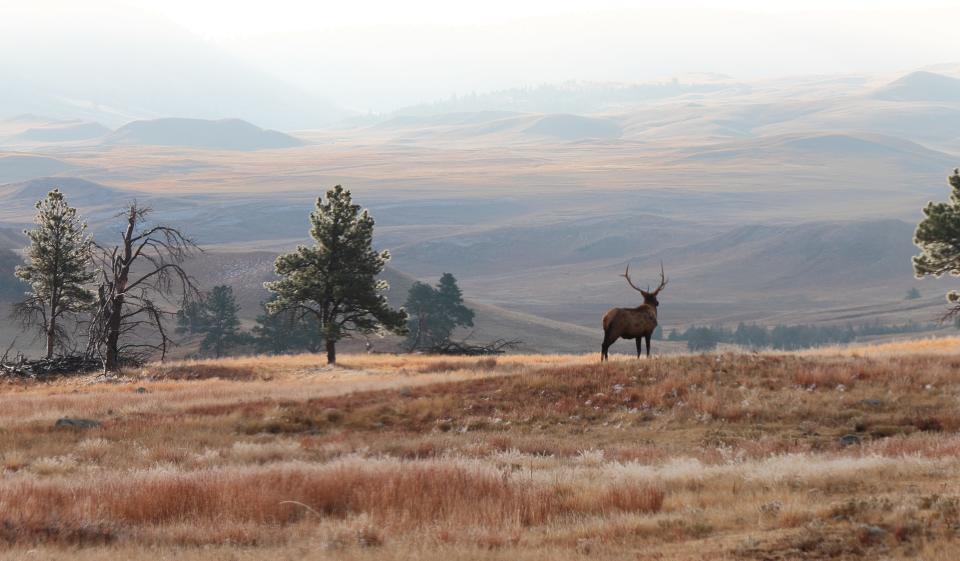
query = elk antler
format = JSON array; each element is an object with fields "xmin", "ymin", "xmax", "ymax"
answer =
[
  {"xmin": 621, "ymin": 264, "xmax": 647, "ymax": 294},
  {"xmin": 621, "ymin": 262, "xmax": 668, "ymax": 295},
  {"xmin": 651, "ymin": 261, "xmax": 668, "ymax": 295}
]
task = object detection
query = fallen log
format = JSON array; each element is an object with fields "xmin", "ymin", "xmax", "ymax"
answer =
[
  {"xmin": 423, "ymin": 339, "xmax": 522, "ymax": 356},
  {"xmin": 0, "ymin": 355, "xmax": 102, "ymax": 379}
]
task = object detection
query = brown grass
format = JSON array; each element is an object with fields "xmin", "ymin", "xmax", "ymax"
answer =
[{"xmin": 1, "ymin": 349, "xmax": 960, "ymax": 559}]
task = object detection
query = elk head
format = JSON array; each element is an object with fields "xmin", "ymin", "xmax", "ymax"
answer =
[{"xmin": 622, "ymin": 261, "xmax": 668, "ymax": 307}]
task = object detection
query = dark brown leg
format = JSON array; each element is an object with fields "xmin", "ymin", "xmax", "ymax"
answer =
[{"xmin": 601, "ymin": 330, "xmax": 614, "ymax": 361}]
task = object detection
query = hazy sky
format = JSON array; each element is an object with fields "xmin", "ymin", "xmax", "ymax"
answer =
[
  {"xmin": 129, "ymin": 0, "xmax": 959, "ymax": 37},
  {"xmin": 6, "ymin": 0, "xmax": 960, "ymax": 113}
]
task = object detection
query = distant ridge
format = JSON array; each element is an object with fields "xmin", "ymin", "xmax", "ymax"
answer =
[
  {"xmin": 2, "ymin": 114, "xmax": 59, "ymax": 124},
  {"xmin": 0, "ymin": 177, "xmax": 124, "ymax": 207},
  {"xmin": 873, "ymin": 71, "xmax": 960, "ymax": 102},
  {"xmin": 14, "ymin": 121, "xmax": 110, "ymax": 142},
  {"xmin": 678, "ymin": 132, "xmax": 953, "ymax": 172},
  {"xmin": 104, "ymin": 118, "xmax": 305, "ymax": 151},
  {"xmin": 0, "ymin": 155, "xmax": 77, "ymax": 184},
  {"xmin": 523, "ymin": 114, "xmax": 622, "ymax": 140}
]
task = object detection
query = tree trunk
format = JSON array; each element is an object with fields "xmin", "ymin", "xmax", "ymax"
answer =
[
  {"xmin": 326, "ymin": 338, "xmax": 336, "ymax": 364},
  {"xmin": 45, "ymin": 316, "xmax": 55, "ymax": 359},
  {"xmin": 103, "ymin": 208, "xmax": 135, "ymax": 373},
  {"xmin": 103, "ymin": 294, "xmax": 124, "ymax": 372}
]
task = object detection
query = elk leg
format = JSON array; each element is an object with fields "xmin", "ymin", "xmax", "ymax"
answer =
[
  {"xmin": 601, "ymin": 330, "xmax": 614, "ymax": 362},
  {"xmin": 636, "ymin": 338, "xmax": 643, "ymax": 358},
  {"xmin": 645, "ymin": 334, "xmax": 652, "ymax": 357}
]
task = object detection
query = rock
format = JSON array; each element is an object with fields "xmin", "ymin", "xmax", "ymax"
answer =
[
  {"xmin": 135, "ymin": 387, "xmax": 148, "ymax": 394},
  {"xmin": 54, "ymin": 417, "xmax": 101, "ymax": 429},
  {"xmin": 857, "ymin": 524, "xmax": 887, "ymax": 544},
  {"xmin": 839, "ymin": 434, "xmax": 861, "ymax": 447}
]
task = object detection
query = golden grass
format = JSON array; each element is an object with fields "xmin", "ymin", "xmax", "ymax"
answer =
[
  {"xmin": 803, "ymin": 334, "xmax": 960, "ymax": 357},
  {"xmin": 1, "ymin": 350, "xmax": 960, "ymax": 559}
]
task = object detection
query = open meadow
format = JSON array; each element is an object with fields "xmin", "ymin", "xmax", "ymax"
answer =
[{"xmin": 2, "ymin": 341, "xmax": 960, "ymax": 560}]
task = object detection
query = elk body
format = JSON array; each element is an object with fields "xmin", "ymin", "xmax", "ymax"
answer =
[{"xmin": 601, "ymin": 263, "xmax": 667, "ymax": 361}]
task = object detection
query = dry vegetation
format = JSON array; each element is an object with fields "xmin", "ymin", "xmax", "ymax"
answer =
[{"xmin": 2, "ymin": 342, "xmax": 960, "ymax": 560}]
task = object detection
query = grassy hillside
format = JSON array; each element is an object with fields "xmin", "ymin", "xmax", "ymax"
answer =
[
  {"xmin": 181, "ymin": 249, "xmax": 677, "ymax": 355},
  {"xmin": 2, "ymin": 343, "xmax": 960, "ymax": 559}
]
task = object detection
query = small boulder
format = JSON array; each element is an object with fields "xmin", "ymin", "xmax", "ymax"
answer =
[
  {"xmin": 839, "ymin": 434, "xmax": 861, "ymax": 447},
  {"xmin": 857, "ymin": 524, "xmax": 887, "ymax": 544},
  {"xmin": 54, "ymin": 417, "xmax": 101, "ymax": 429}
]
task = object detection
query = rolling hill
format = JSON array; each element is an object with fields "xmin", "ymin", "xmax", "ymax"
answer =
[
  {"xmin": 179, "ymin": 249, "xmax": 640, "ymax": 354},
  {"xmin": 873, "ymin": 71, "xmax": 960, "ymax": 103},
  {"xmin": 0, "ymin": 155, "xmax": 78, "ymax": 184},
  {"xmin": 0, "ymin": 177, "xmax": 126, "ymax": 209},
  {"xmin": 105, "ymin": 118, "xmax": 305, "ymax": 150},
  {"xmin": 523, "ymin": 114, "xmax": 623, "ymax": 140},
  {"xmin": 677, "ymin": 132, "xmax": 955, "ymax": 173},
  {"xmin": 12, "ymin": 121, "xmax": 110, "ymax": 142}
]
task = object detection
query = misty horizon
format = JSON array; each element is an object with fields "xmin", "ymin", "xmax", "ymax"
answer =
[{"xmin": 4, "ymin": 0, "xmax": 960, "ymax": 118}]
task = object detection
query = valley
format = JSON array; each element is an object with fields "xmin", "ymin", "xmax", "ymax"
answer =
[{"xmin": 1, "ymin": 68, "xmax": 960, "ymax": 354}]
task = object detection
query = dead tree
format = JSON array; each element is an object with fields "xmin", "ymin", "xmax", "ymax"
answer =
[{"xmin": 87, "ymin": 204, "xmax": 199, "ymax": 372}]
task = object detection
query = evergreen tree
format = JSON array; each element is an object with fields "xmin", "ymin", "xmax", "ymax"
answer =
[
  {"xmin": 686, "ymin": 326, "xmax": 719, "ymax": 351},
  {"xmin": 177, "ymin": 286, "xmax": 243, "ymax": 358},
  {"xmin": 252, "ymin": 296, "xmax": 324, "ymax": 354},
  {"xmin": 404, "ymin": 281, "xmax": 439, "ymax": 350},
  {"xmin": 435, "ymin": 273, "xmax": 474, "ymax": 334},
  {"xmin": 265, "ymin": 185, "xmax": 406, "ymax": 364},
  {"xmin": 14, "ymin": 190, "xmax": 94, "ymax": 358},
  {"xmin": 405, "ymin": 273, "xmax": 475, "ymax": 350},
  {"xmin": 914, "ymin": 169, "xmax": 960, "ymax": 317},
  {"xmin": 734, "ymin": 323, "xmax": 768, "ymax": 349},
  {"xmin": 175, "ymin": 300, "xmax": 205, "ymax": 335},
  {"xmin": 0, "ymin": 249, "xmax": 27, "ymax": 301}
]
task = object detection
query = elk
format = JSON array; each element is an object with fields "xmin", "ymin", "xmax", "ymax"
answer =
[{"xmin": 601, "ymin": 262, "xmax": 667, "ymax": 361}]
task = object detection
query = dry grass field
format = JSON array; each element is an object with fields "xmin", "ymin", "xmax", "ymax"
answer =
[{"xmin": 2, "ymin": 340, "xmax": 960, "ymax": 560}]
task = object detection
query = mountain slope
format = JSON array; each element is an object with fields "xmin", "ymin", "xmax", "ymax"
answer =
[
  {"xmin": 0, "ymin": 177, "xmax": 125, "ymax": 209},
  {"xmin": 0, "ymin": 3, "xmax": 344, "ymax": 128},
  {"xmin": 105, "ymin": 118, "xmax": 305, "ymax": 150},
  {"xmin": 874, "ymin": 71, "xmax": 960, "ymax": 102},
  {"xmin": 12, "ymin": 121, "xmax": 110, "ymax": 142},
  {"xmin": 0, "ymin": 155, "xmax": 78, "ymax": 183},
  {"xmin": 180, "ymin": 250, "xmax": 626, "ymax": 354},
  {"xmin": 677, "ymin": 132, "xmax": 954, "ymax": 172}
]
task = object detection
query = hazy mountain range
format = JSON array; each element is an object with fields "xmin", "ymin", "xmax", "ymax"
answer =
[
  {"xmin": 0, "ymin": 4, "xmax": 344, "ymax": 129},
  {"xmin": 1, "ymin": 46, "xmax": 959, "ymax": 352}
]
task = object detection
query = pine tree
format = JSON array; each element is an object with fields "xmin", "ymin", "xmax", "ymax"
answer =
[
  {"xmin": 252, "ymin": 297, "xmax": 324, "ymax": 354},
  {"xmin": 177, "ymin": 286, "xmax": 243, "ymax": 358},
  {"xmin": 435, "ymin": 272, "xmax": 475, "ymax": 337},
  {"xmin": 404, "ymin": 281, "xmax": 438, "ymax": 350},
  {"xmin": 175, "ymin": 300, "xmax": 205, "ymax": 335},
  {"xmin": 914, "ymin": 169, "xmax": 960, "ymax": 317},
  {"xmin": 14, "ymin": 190, "xmax": 94, "ymax": 358},
  {"xmin": 0, "ymin": 249, "xmax": 27, "ymax": 301},
  {"xmin": 405, "ymin": 273, "xmax": 475, "ymax": 350},
  {"xmin": 264, "ymin": 185, "xmax": 406, "ymax": 364}
]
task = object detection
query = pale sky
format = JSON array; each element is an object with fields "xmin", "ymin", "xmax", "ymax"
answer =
[
  {"xmin": 125, "ymin": 0, "xmax": 959, "ymax": 38},
  {"xmin": 5, "ymin": 0, "xmax": 960, "ymax": 113}
]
